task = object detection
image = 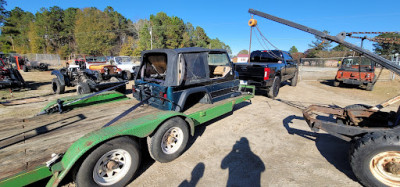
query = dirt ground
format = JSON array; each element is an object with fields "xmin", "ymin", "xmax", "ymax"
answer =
[{"xmin": 1, "ymin": 67, "xmax": 400, "ymax": 186}]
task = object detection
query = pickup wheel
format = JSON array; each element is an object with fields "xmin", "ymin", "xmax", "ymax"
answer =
[
  {"xmin": 290, "ymin": 70, "xmax": 298, "ymax": 86},
  {"xmin": 52, "ymin": 78, "xmax": 65, "ymax": 94},
  {"xmin": 350, "ymin": 133, "xmax": 400, "ymax": 187},
  {"xmin": 75, "ymin": 137, "xmax": 141, "ymax": 187},
  {"xmin": 147, "ymin": 117, "xmax": 189, "ymax": 163},
  {"xmin": 77, "ymin": 82, "xmax": 91, "ymax": 95},
  {"xmin": 267, "ymin": 76, "xmax": 281, "ymax": 99}
]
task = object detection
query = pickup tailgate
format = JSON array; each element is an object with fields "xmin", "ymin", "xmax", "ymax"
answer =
[{"xmin": 235, "ymin": 63, "xmax": 268, "ymax": 81}]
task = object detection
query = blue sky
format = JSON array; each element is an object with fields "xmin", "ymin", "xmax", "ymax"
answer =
[{"xmin": 5, "ymin": 0, "xmax": 400, "ymax": 55}]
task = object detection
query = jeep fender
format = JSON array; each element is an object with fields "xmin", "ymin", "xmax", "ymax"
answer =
[
  {"xmin": 175, "ymin": 87, "xmax": 212, "ymax": 112},
  {"xmin": 51, "ymin": 70, "xmax": 66, "ymax": 87}
]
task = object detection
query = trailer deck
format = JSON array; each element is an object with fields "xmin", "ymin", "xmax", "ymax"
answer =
[{"xmin": 0, "ymin": 95, "xmax": 248, "ymax": 182}]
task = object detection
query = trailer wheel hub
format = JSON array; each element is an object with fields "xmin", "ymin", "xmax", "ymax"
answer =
[
  {"xmin": 370, "ymin": 151, "xmax": 400, "ymax": 186},
  {"xmin": 93, "ymin": 149, "xmax": 132, "ymax": 185},
  {"xmin": 161, "ymin": 127, "xmax": 184, "ymax": 154}
]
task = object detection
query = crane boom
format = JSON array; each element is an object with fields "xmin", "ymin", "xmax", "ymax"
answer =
[{"xmin": 248, "ymin": 9, "xmax": 400, "ymax": 76}]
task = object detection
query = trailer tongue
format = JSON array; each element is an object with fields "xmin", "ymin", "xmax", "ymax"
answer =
[{"xmin": 249, "ymin": 9, "xmax": 400, "ymax": 187}]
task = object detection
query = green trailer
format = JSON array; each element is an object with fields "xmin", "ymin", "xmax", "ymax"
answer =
[{"xmin": 0, "ymin": 85, "xmax": 254, "ymax": 187}]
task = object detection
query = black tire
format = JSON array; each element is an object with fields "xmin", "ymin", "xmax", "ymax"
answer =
[
  {"xmin": 123, "ymin": 71, "xmax": 132, "ymax": 80},
  {"xmin": 290, "ymin": 70, "xmax": 298, "ymax": 87},
  {"xmin": 52, "ymin": 78, "xmax": 65, "ymax": 94},
  {"xmin": 350, "ymin": 132, "xmax": 400, "ymax": 187},
  {"xmin": 147, "ymin": 117, "xmax": 189, "ymax": 163},
  {"xmin": 366, "ymin": 83, "xmax": 374, "ymax": 91},
  {"xmin": 75, "ymin": 137, "xmax": 141, "ymax": 187},
  {"xmin": 267, "ymin": 76, "xmax": 281, "ymax": 99},
  {"xmin": 333, "ymin": 80, "xmax": 340, "ymax": 87},
  {"xmin": 23, "ymin": 65, "xmax": 28, "ymax": 72},
  {"xmin": 345, "ymin": 104, "xmax": 371, "ymax": 110},
  {"xmin": 77, "ymin": 82, "xmax": 91, "ymax": 95}
]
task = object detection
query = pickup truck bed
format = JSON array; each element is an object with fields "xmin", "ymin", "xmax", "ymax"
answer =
[{"xmin": 0, "ymin": 95, "xmax": 249, "ymax": 181}]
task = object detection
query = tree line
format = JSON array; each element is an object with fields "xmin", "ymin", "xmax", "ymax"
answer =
[{"xmin": 0, "ymin": 3, "xmax": 231, "ymax": 58}]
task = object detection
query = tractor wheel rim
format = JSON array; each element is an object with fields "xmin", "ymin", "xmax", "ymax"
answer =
[
  {"xmin": 161, "ymin": 127, "xmax": 184, "ymax": 154},
  {"xmin": 370, "ymin": 151, "xmax": 400, "ymax": 186},
  {"xmin": 93, "ymin": 149, "xmax": 132, "ymax": 186}
]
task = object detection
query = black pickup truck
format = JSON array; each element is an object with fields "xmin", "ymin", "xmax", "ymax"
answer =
[{"xmin": 235, "ymin": 50, "xmax": 298, "ymax": 98}]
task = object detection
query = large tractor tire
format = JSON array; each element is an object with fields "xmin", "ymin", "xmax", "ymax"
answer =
[
  {"xmin": 123, "ymin": 70, "xmax": 132, "ymax": 80},
  {"xmin": 75, "ymin": 137, "xmax": 141, "ymax": 187},
  {"xmin": 267, "ymin": 76, "xmax": 281, "ymax": 99},
  {"xmin": 350, "ymin": 132, "xmax": 400, "ymax": 187},
  {"xmin": 147, "ymin": 117, "xmax": 189, "ymax": 163},
  {"xmin": 52, "ymin": 78, "xmax": 65, "ymax": 94},
  {"xmin": 77, "ymin": 82, "xmax": 91, "ymax": 95}
]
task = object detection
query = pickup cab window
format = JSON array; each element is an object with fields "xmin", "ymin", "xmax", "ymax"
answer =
[{"xmin": 250, "ymin": 50, "xmax": 282, "ymax": 63}]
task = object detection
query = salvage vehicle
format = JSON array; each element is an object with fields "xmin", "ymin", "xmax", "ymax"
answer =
[
  {"xmin": 21, "ymin": 58, "xmax": 49, "ymax": 72},
  {"xmin": 0, "ymin": 58, "xmax": 25, "ymax": 88},
  {"xmin": 235, "ymin": 50, "xmax": 298, "ymax": 98},
  {"xmin": 334, "ymin": 56, "xmax": 376, "ymax": 91},
  {"xmin": 82, "ymin": 55, "xmax": 123, "ymax": 79},
  {"xmin": 51, "ymin": 66, "xmax": 126, "ymax": 95},
  {"xmin": 0, "ymin": 47, "xmax": 254, "ymax": 187},
  {"xmin": 108, "ymin": 56, "xmax": 140, "ymax": 80},
  {"xmin": 248, "ymin": 9, "xmax": 400, "ymax": 187}
]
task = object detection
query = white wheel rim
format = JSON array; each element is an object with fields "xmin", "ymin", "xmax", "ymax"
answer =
[
  {"xmin": 161, "ymin": 127, "xmax": 184, "ymax": 154},
  {"xmin": 93, "ymin": 149, "xmax": 132, "ymax": 186},
  {"xmin": 370, "ymin": 151, "xmax": 400, "ymax": 186}
]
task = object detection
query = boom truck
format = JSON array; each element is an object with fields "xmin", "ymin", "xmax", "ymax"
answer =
[{"xmin": 249, "ymin": 9, "xmax": 400, "ymax": 187}]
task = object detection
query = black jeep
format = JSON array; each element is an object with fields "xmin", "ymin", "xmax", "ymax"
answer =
[{"xmin": 133, "ymin": 47, "xmax": 241, "ymax": 111}]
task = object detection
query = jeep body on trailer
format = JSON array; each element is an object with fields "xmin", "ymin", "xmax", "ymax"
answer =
[
  {"xmin": 133, "ymin": 47, "xmax": 241, "ymax": 111},
  {"xmin": 108, "ymin": 56, "xmax": 140, "ymax": 80},
  {"xmin": 0, "ymin": 47, "xmax": 254, "ymax": 187},
  {"xmin": 235, "ymin": 50, "xmax": 298, "ymax": 98},
  {"xmin": 334, "ymin": 56, "xmax": 376, "ymax": 91}
]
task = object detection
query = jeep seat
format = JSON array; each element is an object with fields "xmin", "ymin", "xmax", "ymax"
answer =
[{"xmin": 213, "ymin": 66, "xmax": 231, "ymax": 77}]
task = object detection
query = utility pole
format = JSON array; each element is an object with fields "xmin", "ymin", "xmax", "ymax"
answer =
[{"xmin": 150, "ymin": 27, "xmax": 153, "ymax": 50}]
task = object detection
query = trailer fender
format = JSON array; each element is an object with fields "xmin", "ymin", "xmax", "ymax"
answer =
[
  {"xmin": 46, "ymin": 111, "xmax": 192, "ymax": 187},
  {"xmin": 51, "ymin": 70, "xmax": 66, "ymax": 87}
]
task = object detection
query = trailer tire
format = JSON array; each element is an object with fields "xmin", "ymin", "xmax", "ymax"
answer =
[
  {"xmin": 267, "ymin": 76, "xmax": 281, "ymax": 99},
  {"xmin": 52, "ymin": 78, "xmax": 65, "ymax": 94},
  {"xmin": 77, "ymin": 82, "xmax": 91, "ymax": 95},
  {"xmin": 147, "ymin": 117, "xmax": 189, "ymax": 163},
  {"xmin": 75, "ymin": 137, "xmax": 141, "ymax": 187},
  {"xmin": 23, "ymin": 65, "xmax": 28, "ymax": 72},
  {"xmin": 290, "ymin": 70, "xmax": 298, "ymax": 87},
  {"xmin": 350, "ymin": 132, "xmax": 400, "ymax": 187},
  {"xmin": 366, "ymin": 83, "xmax": 374, "ymax": 91}
]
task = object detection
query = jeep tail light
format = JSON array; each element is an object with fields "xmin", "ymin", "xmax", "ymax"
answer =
[
  {"xmin": 159, "ymin": 92, "xmax": 167, "ymax": 101},
  {"xmin": 132, "ymin": 85, "xmax": 136, "ymax": 93},
  {"xmin": 264, "ymin": 68, "xmax": 270, "ymax": 80}
]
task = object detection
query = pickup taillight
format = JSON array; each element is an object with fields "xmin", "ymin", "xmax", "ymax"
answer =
[{"xmin": 264, "ymin": 68, "xmax": 270, "ymax": 80}]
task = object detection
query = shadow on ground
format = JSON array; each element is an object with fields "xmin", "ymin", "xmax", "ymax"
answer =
[
  {"xmin": 319, "ymin": 79, "xmax": 365, "ymax": 91},
  {"xmin": 220, "ymin": 137, "xmax": 265, "ymax": 187},
  {"xmin": 282, "ymin": 115, "xmax": 357, "ymax": 181},
  {"xmin": 179, "ymin": 162, "xmax": 205, "ymax": 187}
]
